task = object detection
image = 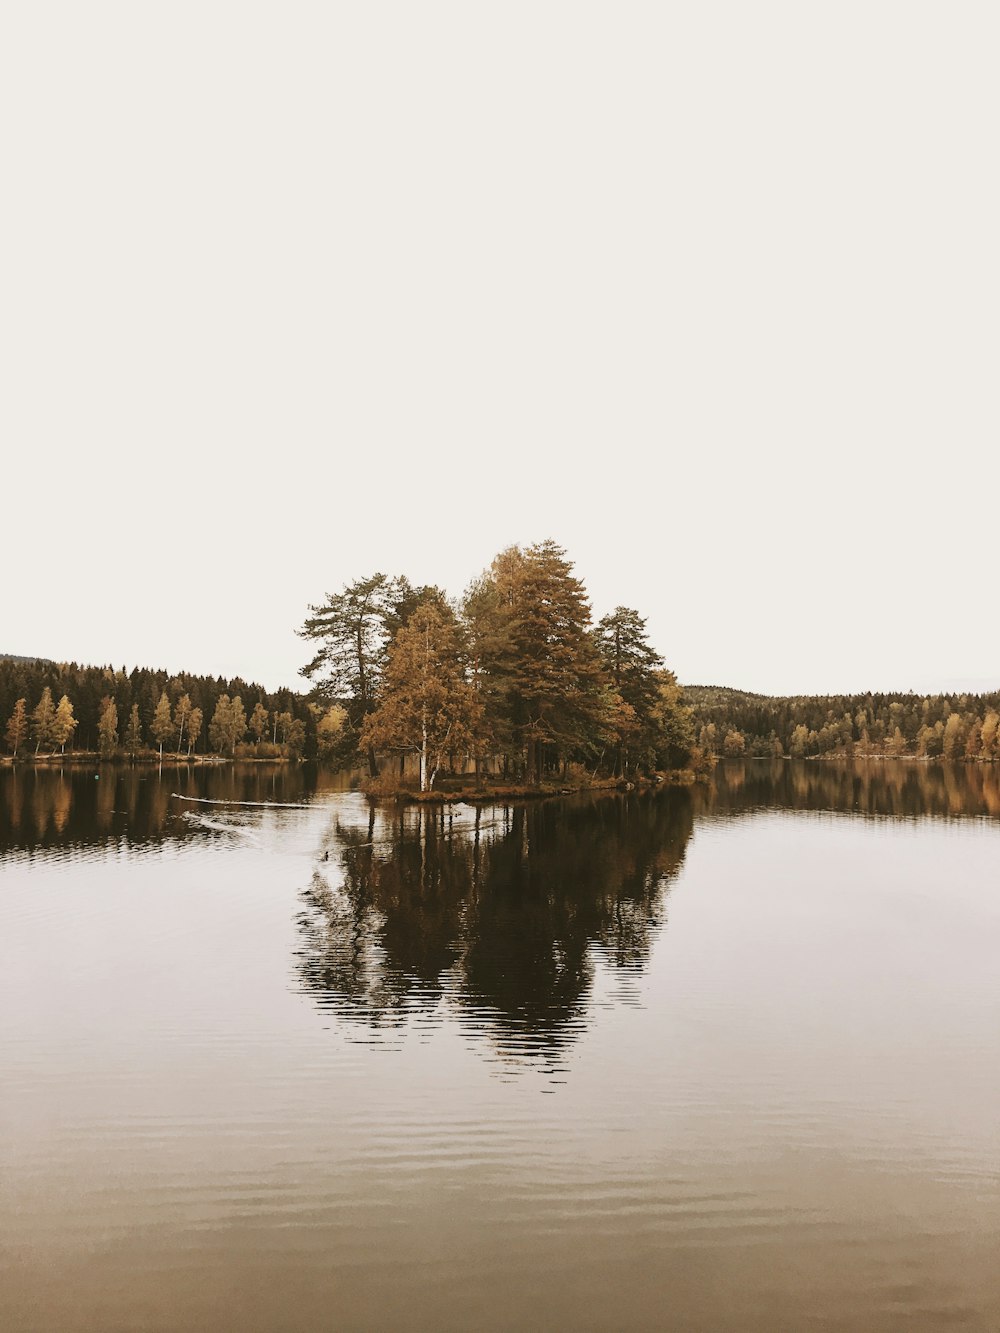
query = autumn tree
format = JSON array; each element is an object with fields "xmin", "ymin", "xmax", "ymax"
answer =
[
  {"xmin": 174, "ymin": 693, "xmax": 193, "ymax": 755},
  {"xmin": 471, "ymin": 541, "xmax": 611, "ymax": 781},
  {"xmin": 51, "ymin": 694, "xmax": 78, "ymax": 754},
  {"xmin": 31, "ymin": 687, "xmax": 56, "ymax": 755},
  {"xmin": 942, "ymin": 712, "xmax": 965, "ymax": 760},
  {"xmin": 965, "ymin": 717, "xmax": 983, "ymax": 759},
  {"xmin": 698, "ymin": 721, "xmax": 719, "ymax": 755},
  {"xmin": 150, "ymin": 690, "xmax": 173, "ymax": 759},
  {"xmin": 209, "ymin": 695, "xmax": 233, "ymax": 753},
  {"xmin": 462, "ymin": 553, "xmax": 523, "ymax": 767},
  {"xmin": 888, "ymin": 726, "xmax": 907, "ymax": 756},
  {"xmin": 315, "ymin": 704, "xmax": 349, "ymax": 761},
  {"xmin": 97, "ymin": 697, "xmax": 119, "ymax": 759},
  {"xmin": 723, "ymin": 729, "xmax": 746, "ymax": 757},
  {"xmin": 124, "ymin": 703, "xmax": 143, "ymax": 757},
  {"xmin": 360, "ymin": 602, "xmax": 483, "ymax": 792},
  {"xmin": 284, "ymin": 716, "xmax": 306, "ymax": 757},
  {"xmin": 209, "ymin": 694, "xmax": 246, "ymax": 755},
  {"xmin": 5, "ymin": 698, "xmax": 28, "ymax": 757},
  {"xmin": 649, "ymin": 671, "xmax": 695, "ymax": 769},
  {"xmin": 980, "ymin": 710, "xmax": 999, "ymax": 760},
  {"xmin": 249, "ymin": 701, "xmax": 270, "ymax": 745},
  {"xmin": 186, "ymin": 706, "xmax": 203, "ymax": 757}
]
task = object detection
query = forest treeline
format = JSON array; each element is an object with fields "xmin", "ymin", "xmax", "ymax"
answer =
[
  {"xmin": 687, "ymin": 685, "xmax": 1000, "ymax": 761},
  {"xmin": 299, "ymin": 540, "xmax": 696, "ymax": 792},
  {"xmin": 0, "ymin": 657, "xmax": 325, "ymax": 761}
]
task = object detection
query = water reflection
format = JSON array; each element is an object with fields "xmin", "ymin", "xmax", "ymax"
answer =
[
  {"xmin": 295, "ymin": 793, "xmax": 695, "ymax": 1059},
  {"xmin": 705, "ymin": 756, "xmax": 1000, "ymax": 820},
  {"xmin": 0, "ymin": 762, "xmax": 339, "ymax": 858}
]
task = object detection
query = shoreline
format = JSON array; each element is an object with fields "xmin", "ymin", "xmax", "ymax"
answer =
[
  {"xmin": 362, "ymin": 768, "xmax": 708, "ymax": 805},
  {"xmin": 0, "ymin": 754, "xmax": 295, "ymax": 767}
]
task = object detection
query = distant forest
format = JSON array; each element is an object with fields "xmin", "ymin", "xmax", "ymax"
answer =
[
  {"xmin": 687, "ymin": 686, "xmax": 1000, "ymax": 761},
  {"xmin": 1, "ymin": 657, "xmax": 320, "ymax": 760}
]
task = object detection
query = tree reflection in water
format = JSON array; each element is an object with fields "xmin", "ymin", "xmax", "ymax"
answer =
[
  {"xmin": 294, "ymin": 792, "xmax": 695, "ymax": 1061},
  {"xmin": 704, "ymin": 756, "xmax": 1000, "ymax": 820}
]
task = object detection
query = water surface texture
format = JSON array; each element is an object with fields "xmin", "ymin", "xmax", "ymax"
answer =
[{"xmin": 2, "ymin": 761, "xmax": 998, "ymax": 1331}]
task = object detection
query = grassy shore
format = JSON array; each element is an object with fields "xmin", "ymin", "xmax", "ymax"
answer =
[{"xmin": 363, "ymin": 765, "xmax": 710, "ymax": 804}]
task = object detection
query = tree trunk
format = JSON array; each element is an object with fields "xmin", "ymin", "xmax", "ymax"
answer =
[{"xmin": 420, "ymin": 711, "xmax": 428, "ymax": 793}]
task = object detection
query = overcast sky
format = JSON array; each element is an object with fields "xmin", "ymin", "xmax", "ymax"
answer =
[{"xmin": 3, "ymin": 3, "xmax": 997, "ymax": 697}]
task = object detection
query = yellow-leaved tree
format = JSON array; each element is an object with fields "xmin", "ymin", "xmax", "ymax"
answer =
[{"xmin": 360, "ymin": 602, "xmax": 484, "ymax": 792}]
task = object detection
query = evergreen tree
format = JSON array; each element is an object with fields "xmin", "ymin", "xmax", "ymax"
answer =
[
  {"xmin": 472, "ymin": 541, "xmax": 611, "ymax": 781},
  {"xmin": 595, "ymin": 607, "xmax": 664, "ymax": 774},
  {"xmin": 298, "ymin": 573, "xmax": 409, "ymax": 775}
]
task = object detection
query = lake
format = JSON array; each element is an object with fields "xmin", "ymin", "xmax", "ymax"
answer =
[{"xmin": 2, "ymin": 760, "xmax": 998, "ymax": 1331}]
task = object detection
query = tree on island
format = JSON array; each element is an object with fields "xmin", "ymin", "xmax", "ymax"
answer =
[
  {"xmin": 5, "ymin": 698, "xmax": 28, "ymax": 757},
  {"xmin": 477, "ymin": 541, "xmax": 611, "ymax": 782},
  {"xmin": 297, "ymin": 540, "xmax": 703, "ymax": 787},
  {"xmin": 595, "ymin": 607, "xmax": 665, "ymax": 775},
  {"xmin": 299, "ymin": 573, "xmax": 428, "ymax": 777},
  {"xmin": 360, "ymin": 602, "xmax": 484, "ymax": 792}
]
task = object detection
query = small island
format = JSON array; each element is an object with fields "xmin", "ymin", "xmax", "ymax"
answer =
[
  {"xmin": 298, "ymin": 539, "xmax": 706, "ymax": 799},
  {"xmin": 4, "ymin": 540, "xmax": 996, "ymax": 786}
]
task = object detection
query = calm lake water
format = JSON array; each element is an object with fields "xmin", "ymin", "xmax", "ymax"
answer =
[{"xmin": 2, "ymin": 760, "xmax": 998, "ymax": 1331}]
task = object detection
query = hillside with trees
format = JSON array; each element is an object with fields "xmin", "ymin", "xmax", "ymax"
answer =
[
  {"xmin": 299, "ymin": 540, "xmax": 697, "ymax": 792},
  {"xmin": 686, "ymin": 685, "xmax": 1000, "ymax": 761},
  {"xmin": 1, "ymin": 658, "xmax": 321, "ymax": 762}
]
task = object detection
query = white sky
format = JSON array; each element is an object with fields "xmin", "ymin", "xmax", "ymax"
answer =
[{"xmin": 2, "ymin": 3, "xmax": 997, "ymax": 697}]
